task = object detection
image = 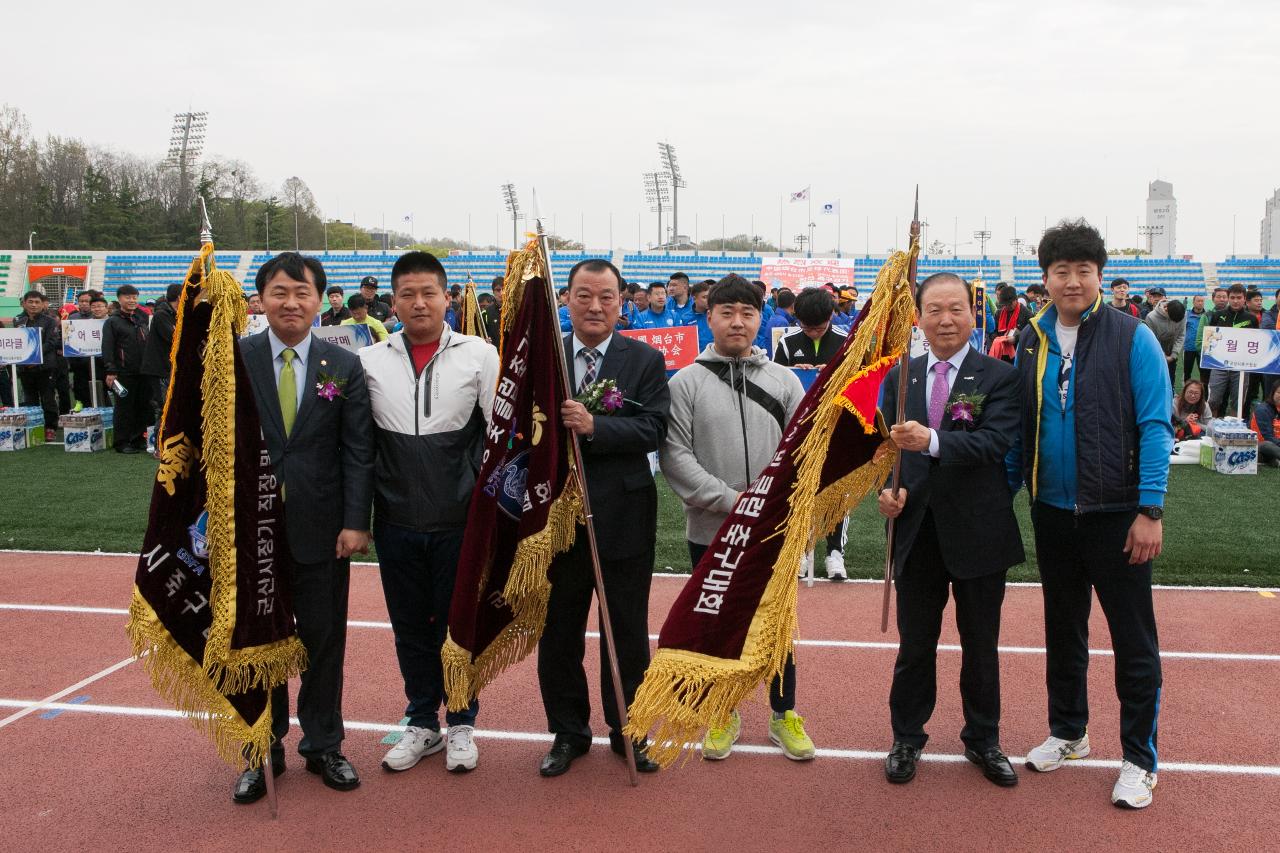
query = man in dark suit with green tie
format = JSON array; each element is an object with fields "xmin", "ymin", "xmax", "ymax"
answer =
[
  {"xmin": 877, "ymin": 272, "xmax": 1024, "ymax": 788},
  {"xmin": 232, "ymin": 252, "xmax": 375, "ymax": 803}
]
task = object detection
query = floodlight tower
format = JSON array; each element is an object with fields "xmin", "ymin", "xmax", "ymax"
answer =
[
  {"xmin": 1137, "ymin": 224, "xmax": 1163, "ymax": 257},
  {"xmin": 166, "ymin": 111, "xmax": 208, "ymax": 205},
  {"xmin": 657, "ymin": 142, "xmax": 686, "ymax": 243},
  {"xmin": 643, "ymin": 171, "xmax": 670, "ymax": 249},
  {"xmin": 973, "ymin": 222, "xmax": 992, "ymax": 257},
  {"xmin": 501, "ymin": 183, "xmax": 520, "ymax": 248}
]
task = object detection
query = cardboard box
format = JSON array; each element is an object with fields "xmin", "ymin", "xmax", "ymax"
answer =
[
  {"xmin": 0, "ymin": 407, "xmax": 45, "ymax": 452},
  {"xmin": 59, "ymin": 413, "xmax": 108, "ymax": 453},
  {"xmin": 1201, "ymin": 422, "xmax": 1259, "ymax": 475}
]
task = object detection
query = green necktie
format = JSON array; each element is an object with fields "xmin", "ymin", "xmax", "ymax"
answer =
[{"xmin": 279, "ymin": 348, "xmax": 297, "ymax": 436}]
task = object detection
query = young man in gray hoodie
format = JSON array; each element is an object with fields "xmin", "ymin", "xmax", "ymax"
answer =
[
  {"xmin": 660, "ymin": 273, "xmax": 815, "ymax": 763},
  {"xmin": 1143, "ymin": 294, "xmax": 1185, "ymax": 388}
]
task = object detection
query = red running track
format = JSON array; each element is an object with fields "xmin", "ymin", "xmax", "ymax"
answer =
[{"xmin": 1, "ymin": 551, "xmax": 1277, "ymax": 852}]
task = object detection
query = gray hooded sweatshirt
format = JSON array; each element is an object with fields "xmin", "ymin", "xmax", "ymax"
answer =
[
  {"xmin": 661, "ymin": 344, "xmax": 805, "ymax": 545},
  {"xmin": 1144, "ymin": 303, "xmax": 1186, "ymax": 356}
]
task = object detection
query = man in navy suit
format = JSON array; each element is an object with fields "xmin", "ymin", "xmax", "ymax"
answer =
[
  {"xmin": 877, "ymin": 272, "xmax": 1024, "ymax": 788},
  {"xmin": 233, "ymin": 252, "xmax": 375, "ymax": 803},
  {"xmin": 537, "ymin": 259, "xmax": 671, "ymax": 778}
]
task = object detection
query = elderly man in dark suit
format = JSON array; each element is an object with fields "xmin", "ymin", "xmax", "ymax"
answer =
[
  {"xmin": 537, "ymin": 258, "xmax": 671, "ymax": 777},
  {"xmin": 877, "ymin": 272, "xmax": 1024, "ymax": 788},
  {"xmin": 232, "ymin": 252, "xmax": 375, "ymax": 803}
]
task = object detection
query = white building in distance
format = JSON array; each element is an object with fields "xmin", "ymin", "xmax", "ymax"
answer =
[
  {"xmin": 1261, "ymin": 189, "xmax": 1280, "ymax": 256},
  {"xmin": 1145, "ymin": 180, "xmax": 1176, "ymax": 257}
]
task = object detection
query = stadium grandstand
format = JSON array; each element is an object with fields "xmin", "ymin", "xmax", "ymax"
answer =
[{"xmin": 5, "ymin": 249, "xmax": 1280, "ymax": 303}]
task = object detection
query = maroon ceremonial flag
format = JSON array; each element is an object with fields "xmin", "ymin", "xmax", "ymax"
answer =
[
  {"xmin": 442, "ymin": 240, "xmax": 582, "ymax": 709},
  {"xmin": 126, "ymin": 244, "xmax": 306, "ymax": 767},
  {"xmin": 624, "ymin": 249, "xmax": 919, "ymax": 766}
]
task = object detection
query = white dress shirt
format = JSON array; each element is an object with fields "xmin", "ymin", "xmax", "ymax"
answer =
[
  {"xmin": 267, "ymin": 328, "xmax": 312, "ymax": 412},
  {"xmin": 924, "ymin": 343, "xmax": 970, "ymax": 458}
]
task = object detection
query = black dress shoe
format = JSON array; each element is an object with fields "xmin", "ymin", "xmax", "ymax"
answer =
[
  {"xmin": 231, "ymin": 755, "xmax": 285, "ymax": 804},
  {"xmin": 609, "ymin": 732, "xmax": 660, "ymax": 773},
  {"xmin": 539, "ymin": 737, "xmax": 590, "ymax": 777},
  {"xmin": 117, "ymin": 444, "xmax": 140, "ymax": 454},
  {"xmin": 304, "ymin": 752, "xmax": 360, "ymax": 791},
  {"xmin": 885, "ymin": 742, "xmax": 921, "ymax": 784},
  {"xmin": 965, "ymin": 746, "xmax": 1018, "ymax": 787}
]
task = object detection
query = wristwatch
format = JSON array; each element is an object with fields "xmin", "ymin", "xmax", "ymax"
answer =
[{"xmin": 1137, "ymin": 505, "xmax": 1163, "ymax": 521}]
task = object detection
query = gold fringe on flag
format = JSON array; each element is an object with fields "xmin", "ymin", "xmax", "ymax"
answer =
[
  {"xmin": 460, "ymin": 275, "xmax": 488, "ymax": 341},
  {"xmin": 126, "ymin": 243, "xmax": 307, "ymax": 767},
  {"xmin": 439, "ymin": 235, "xmax": 585, "ymax": 712},
  {"xmin": 441, "ymin": 478, "xmax": 582, "ymax": 712},
  {"xmin": 623, "ymin": 247, "xmax": 918, "ymax": 767}
]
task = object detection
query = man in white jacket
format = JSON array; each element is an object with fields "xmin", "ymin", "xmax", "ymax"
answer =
[
  {"xmin": 660, "ymin": 274, "xmax": 815, "ymax": 762},
  {"xmin": 357, "ymin": 251, "xmax": 499, "ymax": 774}
]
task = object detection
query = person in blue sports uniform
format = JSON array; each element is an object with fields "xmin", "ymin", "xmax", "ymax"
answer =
[
  {"xmin": 752, "ymin": 280, "xmax": 774, "ymax": 350},
  {"xmin": 557, "ymin": 286, "xmax": 573, "ymax": 332},
  {"xmin": 1007, "ymin": 219, "xmax": 1173, "ymax": 811},
  {"xmin": 620, "ymin": 283, "xmax": 646, "ymax": 329},
  {"xmin": 687, "ymin": 280, "xmax": 713, "ymax": 350},
  {"xmin": 764, "ymin": 289, "xmax": 798, "ymax": 356},
  {"xmin": 666, "ymin": 272, "xmax": 694, "ymax": 325},
  {"xmin": 633, "ymin": 282, "xmax": 679, "ymax": 329}
]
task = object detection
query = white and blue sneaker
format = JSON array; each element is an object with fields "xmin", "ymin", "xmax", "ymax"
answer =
[{"xmin": 1111, "ymin": 760, "xmax": 1157, "ymax": 809}]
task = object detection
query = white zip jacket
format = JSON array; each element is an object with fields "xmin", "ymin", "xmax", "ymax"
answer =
[{"xmin": 358, "ymin": 326, "xmax": 499, "ymax": 531}]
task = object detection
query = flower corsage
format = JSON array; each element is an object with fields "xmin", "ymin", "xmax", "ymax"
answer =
[
  {"xmin": 946, "ymin": 392, "xmax": 985, "ymax": 428},
  {"xmin": 576, "ymin": 379, "xmax": 625, "ymax": 415},
  {"xmin": 316, "ymin": 371, "xmax": 348, "ymax": 401}
]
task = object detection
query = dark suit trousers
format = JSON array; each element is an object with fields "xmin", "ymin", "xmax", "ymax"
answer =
[
  {"xmin": 890, "ymin": 511, "xmax": 1007, "ymax": 751},
  {"xmin": 538, "ymin": 535, "xmax": 653, "ymax": 748},
  {"xmin": 1031, "ymin": 503, "xmax": 1162, "ymax": 772},
  {"xmin": 269, "ymin": 557, "xmax": 351, "ymax": 759}
]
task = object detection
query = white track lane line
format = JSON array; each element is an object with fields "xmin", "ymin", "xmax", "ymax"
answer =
[
  {"xmin": 0, "ymin": 656, "xmax": 138, "ymax": 730},
  {"xmin": 3, "ymin": 602, "xmax": 1277, "ymax": 662},
  {"xmin": 2, "ymin": 549, "xmax": 1276, "ymax": 594},
  {"xmin": 0, "ymin": 698, "xmax": 1276, "ymax": 778}
]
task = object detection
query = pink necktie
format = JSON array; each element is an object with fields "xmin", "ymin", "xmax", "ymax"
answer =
[{"xmin": 927, "ymin": 361, "xmax": 952, "ymax": 430}]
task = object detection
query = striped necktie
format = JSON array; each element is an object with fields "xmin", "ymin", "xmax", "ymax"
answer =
[{"xmin": 578, "ymin": 347, "xmax": 599, "ymax": 393}]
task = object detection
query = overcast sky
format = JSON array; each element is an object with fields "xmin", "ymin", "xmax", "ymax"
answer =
[{"xmin": 6, "ymin": 0, "xmax": 1278, "ymax": 258}]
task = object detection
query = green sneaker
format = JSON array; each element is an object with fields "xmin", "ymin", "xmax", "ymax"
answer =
[
  {"xmin": 769, "ymin": 710, "xmax": 816, "ymax": 761},
  {"xmin": 702, "ymin": 710, "xmax": 742, "ymax": 760}
]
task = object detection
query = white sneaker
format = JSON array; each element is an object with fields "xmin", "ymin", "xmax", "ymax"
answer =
[
  {"xmin": 799, "ymin": 551, "xmax": 814, "ymax": 579},
  {"xmin": 1111, "ymin": 760, "xmax": 1157, "ymax": 809},
  {"xmin": 1025, "ymin": 733, "xmax": 1091, "ymax": 772},
  {"xmin": 825, "ymin": 551, "xmax": 847, "ymax": 581},
  {"xmin": 446, "ymin": 725, "xmax": 478, "ymax": 772},
  {"xmin": 382, "ymin": 725, "xmax": 444, "ymax": 772}
]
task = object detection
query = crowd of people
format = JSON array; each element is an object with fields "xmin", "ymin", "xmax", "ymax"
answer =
[{"xmin": 4, "ymin": 223, "xmax": 1277, "ymax": 814}]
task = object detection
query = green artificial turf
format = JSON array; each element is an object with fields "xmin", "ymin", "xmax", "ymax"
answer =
[{"xmin": 1, "ymin": 444, "xmax": 1274, "ymax": 587}]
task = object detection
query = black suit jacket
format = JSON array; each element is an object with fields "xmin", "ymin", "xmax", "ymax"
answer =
[
  {"xmin": 240, "ymin": 332, "xmax": 375, "ymax": 565},
  {"xmin": 880, "ymin": 346, "xmax": 1024, "ymax": 579},
  {"xmin": 563, "ymin": 333, "xmax": 671, "ymax": 560}
]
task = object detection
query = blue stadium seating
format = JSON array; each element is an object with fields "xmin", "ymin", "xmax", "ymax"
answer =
[
  {"xmin": 103, "ymin": 253, "xmax": 243, "ymax": 302},
  {"xmin": 1216, "ymin": 259, "xmax": 1280, "ymax": 294}
]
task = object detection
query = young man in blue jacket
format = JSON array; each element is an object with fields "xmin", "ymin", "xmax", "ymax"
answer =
[{"xmin": 1006, "ymin": 219, "xmax": 1174, "ymax": 810}]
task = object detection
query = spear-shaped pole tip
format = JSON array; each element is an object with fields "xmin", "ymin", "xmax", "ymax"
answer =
[
  {"xmin": 198, "ymin": 196, "xmax": 213, "ymax": 246},
  {"xmin": 913, "ymin": 185, "xmax": 919, "ymax": 222}
]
